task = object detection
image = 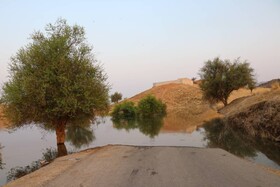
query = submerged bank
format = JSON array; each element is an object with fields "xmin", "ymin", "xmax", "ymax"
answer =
[{"xmin": 5, "ymin": 145, "xmax": 280, "ymax": 187}]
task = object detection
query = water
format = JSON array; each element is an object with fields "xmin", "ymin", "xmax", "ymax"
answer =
[{"xmin": 0, "ymin": 117, "xmax": 279, "ymax": 185}]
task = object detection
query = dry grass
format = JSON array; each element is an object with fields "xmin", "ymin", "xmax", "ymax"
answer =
[{"xmin": 271, "ymin": 82, "xmax": 280, "ymax": 90}]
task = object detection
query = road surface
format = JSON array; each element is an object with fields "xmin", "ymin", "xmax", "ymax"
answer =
[{"xmin": 6, "ymin": 145, "xmax": 280, "ymax": 187}]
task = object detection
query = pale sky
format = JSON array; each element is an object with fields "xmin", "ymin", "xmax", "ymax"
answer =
[{"xmin": 0, "ymin": 0, "xmax": 279, "ymax": 97}]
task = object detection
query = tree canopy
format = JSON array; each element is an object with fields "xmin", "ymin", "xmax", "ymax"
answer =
[
  {"xmin": 110, "ymin": 92, "xmax": 122, "ymax": 104},
  {"xmin": 199, "ymin": 57, "xmax": 255, "ymax": 106},
  {"xmin": 1, "ymin": 19, "xmax": 109, "ymax": 144},
  {"xmin": 111, "ymin": 95, "xmax": 166, "ymax": 119}
]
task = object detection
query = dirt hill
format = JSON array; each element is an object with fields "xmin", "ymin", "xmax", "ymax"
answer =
[
  {"xmin": 125, "ymin": 83, "xmax": 271, "ymax": 133},
  {"xmin": 125, "ymin": 83, "xmax": 220, "ymax": 132},
  {"xmin": 220, "ymin": 89, "xmax": 280, "ymax": 141},
  {"xmin": 258, "ymin": 79, "xmax": 280, "ymax": 88}
]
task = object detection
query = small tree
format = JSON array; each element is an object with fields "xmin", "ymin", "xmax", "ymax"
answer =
[
  {"xmin": 1, "ymin": 19, "xmax": 109, "ymax": 145},
  {"xmin": 111, "ymin": 101, "xmax": 137, "ymax": 119},
  {"xmin": 191, "ymin": 77, "xmax": 196, "ymax": 82},
  {"xmin": 199, "ymin": 57, "xmax": 255, "ymax": 106},
  {"xmin": 248, "ymin": 79, "xmax": 256, "ymax": 94},
  {"xmin": 110, "ymin": 92, "xmax": 122, "ymax": 104},
  {"xmin": 137, "ymin": 95, "xmax": 166, "ymax": 117}
]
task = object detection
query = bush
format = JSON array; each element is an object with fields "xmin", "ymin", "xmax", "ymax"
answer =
[
  {"xmin": 137, "ymin": 95, "xmax": 166, "ymax": 117},
  {"xmin": 111, "ymin": 101, "xmax": 137, "ymax": 119}
]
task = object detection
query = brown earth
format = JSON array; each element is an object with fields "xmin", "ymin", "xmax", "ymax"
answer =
[
  {"xmin": 220, "ymin": 89, "xmax": 280, "ymax": 142},
  {"xmin": 125, "ymin": 83, "xmax": 221, "ymax": 132},
  {"xmin": 124, "ymin": 83, "xmax": 271, "ymax": 133}
]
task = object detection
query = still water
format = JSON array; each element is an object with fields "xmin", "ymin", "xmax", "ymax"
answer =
[{"xmin": 0, "ymin": 117, "xmax": 279, "ymax": 185}]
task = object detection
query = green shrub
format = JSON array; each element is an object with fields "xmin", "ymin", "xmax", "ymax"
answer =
[
  {"xmin": 137, "ymin": 95, "xmax": 166, "ymax": 117},
  {"xmin": 111, "ymin": 101, "xmax": 137, "ymax": 119}
]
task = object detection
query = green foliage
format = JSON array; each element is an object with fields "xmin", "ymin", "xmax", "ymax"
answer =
[
  {"xmin": 111, "ymin": 101, "xmax": 137, "ymax": 119},
  {"xmin": 112, "ymin": 118, "xmax": 138, "ymax": 131},
  {"xmin": 111, "ymin": 95, "xmax": 166, "ymax": 119},
  {"xmin": 110, "ymin": 92, "xmax": 122, "ymax": 104},
  {"xmin": 137, "ymin": 95, "xmax": 166, "ymax": 117},
  {"xmin": 199, "ymin": 57, "xmax": 255, "ymax": 106},
  {"xmin": 1, "ymin": 18, "xmax": 109, "ymax": 126},
  {"xmin": 137, "ymin": 117, "xmax": 164, "ymax": 138},
  {"xmin": 203, "ymin": 118, "xmax": 256, "ymax": 158},
  {"xmin": 112, "ymin": 116, "xmax": 164, "ymax": 138}
]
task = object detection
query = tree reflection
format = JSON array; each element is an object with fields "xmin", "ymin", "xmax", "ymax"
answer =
[
  {"xmin": 112, "ymin": 116, "xmax": 164, "ymax": 138},
  {"xmin": 203, "ymin": 118, "xmax": 280, "ymax": 165},
  {"xmin": 7, "ymin": 148, "xmax": 60, "ymax": 182},
  {"xmin": 112, "ymin": 118, "xmax": 138, "ymax": 131},
  {"xmin": 203, "ymin": 118, "xmax": 256, "ymax": 157},
  {"xmin": 39, "ymin": 117, "xmax": 95, "ymax": 153},
  {"xmin": 66, "ymin": 124, "xmax": 95, "ymax": 149},
  {"xmin": 0, "ymin": 144, "xmax": 4, "ymax": 169},
  {"xmin": 137, "ymin": 117, "xmax": 164, "ymax": 138}
]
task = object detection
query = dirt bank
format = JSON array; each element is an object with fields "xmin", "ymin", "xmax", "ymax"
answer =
[{"xmin": 220, "ymin": 89, "xmax": 280, "ymax": 142}]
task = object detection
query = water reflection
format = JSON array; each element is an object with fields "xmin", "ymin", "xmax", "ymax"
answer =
[
  {"xmin": 39, "ymin": 117, "xmax": 95, "ymax": 154},
  {"xmin": 7, "ymin": 148, "xmax": 58, "ymax": 182},
  {"xmin": 0, "ymin": 144, "xmax": 4, "ymax": 170},
  {"xmin": 137, "ymin": 117, "xmax": 164, "ymax": 138},
  {"xmin": 1, "ymin": 116, "xmax": 280, "ymax": 185},
  {"xmin": 112, "ymin": 117, "xmax": 164, "ymax": 138},
  {"xmin": 203, "ymin": 118, "xmax": 280, "ymax": 165},
  {"xmin": 66, "ymin": 124, "xmax": 95, "ymax": 149}
]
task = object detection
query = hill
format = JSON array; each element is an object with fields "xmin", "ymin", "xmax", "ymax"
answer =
[
  {"xmin": 220, "ymin": 89, "xmax": 280, "ymax": 141},
  {"xmin": 126, "ymin": 83, "xmax": 220, "ymax": 132},
  {"xmin": 258, "ymin": 79, "xmax": 280, "ymax": 88},
  {"xmin": 125, "ymin": 83, "xmax": 271, "ymax": 133}
]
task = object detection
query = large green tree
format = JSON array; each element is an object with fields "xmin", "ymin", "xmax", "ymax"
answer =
[
  {"xmin": 1, "ymin": 19, "xmax": 109, "ymax": 145},
  {"xmin": 199, "ymin": 57, "xmax": 255, "ymax": 106}
]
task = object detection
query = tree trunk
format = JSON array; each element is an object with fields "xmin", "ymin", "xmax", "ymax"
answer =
[
  {"xmin": 222, "ymin": 99, "xmax": 228, "ymax": 106},
  {"xmin": 57, "ymin": 143, "xmax": 68, "ymax": 157},
  {"xmin": 55, "ymin": 120, "xmax": 67, "ymax": 144}
]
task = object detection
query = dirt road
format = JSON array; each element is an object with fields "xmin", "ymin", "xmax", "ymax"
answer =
[{"xmin": 6, "ymin": 145, "xmax": 280, "ymax": 187}]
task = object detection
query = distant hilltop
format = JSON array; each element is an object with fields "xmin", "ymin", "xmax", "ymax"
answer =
[{"xmin": 153, "ymin": 78, "xmax": 193, "ymax": 87}]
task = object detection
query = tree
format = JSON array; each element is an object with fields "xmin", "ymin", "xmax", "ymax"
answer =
[
  {"xmin": 110, "ymin": 92, "xmax": 122, "ymax": 104},
  {"xmin": 111, "ymin": 101, "xmax": 137, "ymax": 119},
  {"xmin": 199, "ymin": 57, "xmax": 255, "ymax": 106},
  {"xmin": 137, "ymin": 95, "xmax": 166, "ymax": 117},
  {"xmin": 1, "ymin": 19, "xmax": 109, "ymax": 145},
  {"xmin": 248, "ymin": 79, "xmax": 256, "ymax": 94},
  {"xmin": 191, "ymin": 77, "xmax": 196, "ymax": 82}
]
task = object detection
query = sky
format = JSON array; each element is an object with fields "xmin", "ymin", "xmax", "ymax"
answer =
[{"xmin": 0, "ymin": 0, "xmax": 279, "ymax": 97}]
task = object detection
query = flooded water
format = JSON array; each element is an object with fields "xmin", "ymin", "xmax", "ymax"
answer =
[{"xmin": 0, "ymin": 117, "xmax": 279, "ymax": 185}]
